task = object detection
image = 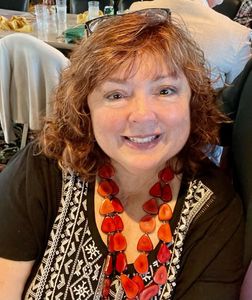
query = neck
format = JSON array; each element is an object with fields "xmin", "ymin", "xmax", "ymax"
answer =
[
  {"xmin": 106, "ymin": 160, "xmax": 181, "ymax": 212},
  {"xmin": 110, "ymin": 163, "xmax": 160, "ymax": 201}
]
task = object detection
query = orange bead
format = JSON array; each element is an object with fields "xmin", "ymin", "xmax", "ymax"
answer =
[
  {"xmin": 134, "ymin": 253, "xmax": 149, "ymax": 274},
  {"xmin": 113, "ymin": 232, "xmax": 127, "ymax": 251},
  {"xmin": 158, "ymin": 223, "xmax": 172, "ymax": 243},
  {"xmin": 116, "ymin": 252, "xmax": 127, "ymax": 273},
  {"xmin": 158, "ymin": 203, "xmax": 173, "ymax": 221},
  {"xmin": 137, "ymin": 234, "xmax": 153, "ymax": 252},
  {"xmin": 120, "ymin": 274, "xmax": 139, "ymax": 299},
  {"xmin": 101, "ymin": 216, "xmax": 116, "ymax": 233},
  {"xmin": 132, "ymin": 275, "xmax": 145, "ymax": 294},
  {"xmin": 99, "ymin": 198, "xmax": 114, "ymax": 215},
  {"xmin": 98, "ymin": 180, "xmax": 113, "ymax": 197},
  {"xmin": 139, "ymin": 215, "xmax": 156, "ymax": 233}
]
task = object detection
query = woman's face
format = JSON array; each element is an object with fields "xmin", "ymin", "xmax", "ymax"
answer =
[{"xmin": 88, "ymin": 56, "xmax": 191, "ymax": 174}]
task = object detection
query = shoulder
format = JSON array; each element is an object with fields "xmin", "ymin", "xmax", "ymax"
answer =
[
  {"xmin": 0, "ymin": 141, "xmax": 59, "ymax": 181},
  {"xmin": 0, "ymin": 141, "xmax": 61, "ymax": 205},
  {"xmin": 197, "ymin": 161, "xmax": 235, "ymax": 198},
  {"xmin": 189, "ymin": 160, "xmax": 244, "ymax": 224}
]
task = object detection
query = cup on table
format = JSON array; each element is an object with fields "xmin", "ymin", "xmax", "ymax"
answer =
[
  {"xmin": 88, "ymin": 1, "xmax": 99, "ymax": 20},
  {"xmin": 56, "ymin": 0, "xmax": 67, "ymax": 24},
  {"xmin": 35, "ymin": 4, "xmax": 48, "ymax": 26},
  {"xmin": 34, "ymin": 4, "xmax": 48, "ymax": 39}
]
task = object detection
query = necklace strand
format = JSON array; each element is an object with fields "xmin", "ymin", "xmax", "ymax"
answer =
[{"xmin": 97, "ymin": 164, "xmax": 174, "ymax": 299}]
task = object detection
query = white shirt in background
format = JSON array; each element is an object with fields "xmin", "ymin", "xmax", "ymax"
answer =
[{"xmin": 130, "ymin": 0, "xmax": 252, "ymax": 89}]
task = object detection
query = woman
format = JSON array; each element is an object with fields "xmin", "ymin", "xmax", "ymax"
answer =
[{"xmin": 0, "ymin": 9, "xmax": 244, "ymax": 300}]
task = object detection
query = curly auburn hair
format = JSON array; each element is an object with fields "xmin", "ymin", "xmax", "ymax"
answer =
[{"xmin": 38, "ymin": 11, "xmax": 225, "ymax": 180}]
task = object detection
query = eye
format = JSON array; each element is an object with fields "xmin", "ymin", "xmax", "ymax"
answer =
[
  {"xmin": 106, "ymin": 91, "xmax": 127, "ymax": 101},
  {"xmin": 159, "ymin": 87, "xmax": 176, "ymax": 96}
]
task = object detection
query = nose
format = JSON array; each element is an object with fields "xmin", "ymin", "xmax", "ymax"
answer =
[{"xmin": 128, "ymin": 95, "xmax": 157, "ymax": 124}]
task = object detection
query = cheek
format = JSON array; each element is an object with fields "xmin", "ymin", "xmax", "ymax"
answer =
[
  {"xmin": 92, "ymin": 110, "xmax": 125, "ymax": 138},
  {"xmin": 165, "ymin": 103, "xmax": 190, "ymax": 131}
]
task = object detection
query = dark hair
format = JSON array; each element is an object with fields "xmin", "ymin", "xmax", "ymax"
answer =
[{"xmin": 38, "ymin": 12, "xmax": 225, "ymax": 180}]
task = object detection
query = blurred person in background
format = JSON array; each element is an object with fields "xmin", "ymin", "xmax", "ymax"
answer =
[
  {"xmin": 130, "ymin": 0, "xmax": 252, "ymax": 89},
  {"xmin": 234, "ymin": 0, "xmax": 252, "ymax": 28}
]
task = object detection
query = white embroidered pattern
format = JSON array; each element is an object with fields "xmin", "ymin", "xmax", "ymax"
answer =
[{"xmin": 25, "ymin": 173, "xmax": 213, "ymax": 300}]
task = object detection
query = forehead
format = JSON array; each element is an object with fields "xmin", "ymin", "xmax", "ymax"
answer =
[{"xmin": 111, "ymin": 52, "xmax": 183, "ymax": 81}]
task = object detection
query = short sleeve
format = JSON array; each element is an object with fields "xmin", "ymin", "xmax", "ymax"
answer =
[
  {"xmin": 226, "ymin": 31, "xmax": 252, "ymax": 84},
  {"xmin": 0, "ymin": 142, "xmax": 61, "ymax": 261}
]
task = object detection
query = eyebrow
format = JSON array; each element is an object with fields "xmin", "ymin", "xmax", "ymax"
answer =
[{"xmin": 104, "ymin": 73, "xmax": 179, "ymax": 84}]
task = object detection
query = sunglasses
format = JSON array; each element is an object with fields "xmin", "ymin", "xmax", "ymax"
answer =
[{"xmin": 85, "ymin": 8, "xmax": 171, "ymax": 37}]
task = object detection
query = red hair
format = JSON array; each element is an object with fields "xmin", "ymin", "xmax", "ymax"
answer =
[{"xmin": 38, "ymin": 12, "xmax": 226, "ymax": 180}]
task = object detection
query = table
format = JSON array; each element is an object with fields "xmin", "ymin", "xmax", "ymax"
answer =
[{"xmin": 0, "ymin": 8, "xmax": 80, "ymax": 50}]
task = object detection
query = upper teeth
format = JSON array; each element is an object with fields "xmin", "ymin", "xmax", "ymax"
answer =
[{"xmin": 128, "ymin": 135, "xmax": 157, "ymax": 143}]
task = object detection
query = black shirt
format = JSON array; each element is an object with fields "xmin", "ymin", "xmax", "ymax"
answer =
[{"xmin": 0, "ymin": 143, "xmax": 245, "ymax": 299}]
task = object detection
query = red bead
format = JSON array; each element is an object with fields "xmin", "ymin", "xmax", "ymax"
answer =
[
  {"xmin": 116, "ymin": 252, "xmax": 127, "ymax": 273},
  {"xmin": 113, "ymin": 214, "xmax": 124, "ymax": 231},
  {"xmin": 139, "ymin": 283, "xmax": 159, "ymax": 300},
  {"xmin": 101, "ymin": 217, "xmax": 116, "ymax": 233},
  {"xmin": 149, "ymin": 182, "xmax": 162, "ymax": 198},
  {"xmin": 107, "ymin": 234, "xmax": 114, "ymax": 252},
  {"xmin": 113, "ymin": 232, "xmax": 127, "ymax": 251},
  {"xmin": 158, "ymin": 203, "xmax": 173, "ymax": 221},
  {"xmin": 120, "ymin": 274, "xmax": 139, "ymax": 299},
  {"xmin": 99, "ymin": 198, "xmax": 114, "ymax": 215},
  {"xmin": 159, "ymin": 167, "xmax": 174, "ymax": 183},
  {"xmin": 142, "ymin": 198, "xmax": 159, "ymax": 215},
  {"xmin": 137, "ymin": 235, "xmax": 153, "ymax": 252},
  {"xmin": 139, "ymin": 215, "xmax": 156, "ymax": 233},
  {"xmin": 157, "ymin": 243, "xmax": 171, "ymax": 264},
  {"xmin": 110, "ymin": 179, "xmax": 119, "ymax": 195},
  {"xmin": 132, "ymin": 275, "xmax": 145, "ymax": 294},
  {"xmin": 153, "ymin": 265, "xmax": 167, "ymax": 285},
  {"xmin": 161, "ymin": 184, "xmax": 172, "ymax": 202},
  {"xmin": 98, "ymin": 180, "xmax": 113, "ymax": 197},
  {"xmin": 104, "ymin": 254, "xmax": 113, "ymax": 276},
  {"xmin": 98, "ymin": 164, "xmax": 115, "ymax": 179},
  {"xmin": 158, "ymin": 223, "xmax": 172, "ymax": 243},
  {"xmin": 102, "ymin": 277, "xmax": 111, "ymax": 297},
  {"xmin": 134, "ymin": 253, "xmax": 149, "ymax": 274},
  {"xmin": 111, "ymin": 197, "xmax": 124, "ymax": 213}
]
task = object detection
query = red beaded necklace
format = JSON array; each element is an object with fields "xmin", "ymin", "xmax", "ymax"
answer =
[{"xmin": 97, "ymin": 164, "xmax": 174, "ymax": 299}]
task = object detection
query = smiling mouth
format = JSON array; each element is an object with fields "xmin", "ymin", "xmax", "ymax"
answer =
[{"xmin": 124, "ymin": 134, "xmax": 161, "ymax": 144}]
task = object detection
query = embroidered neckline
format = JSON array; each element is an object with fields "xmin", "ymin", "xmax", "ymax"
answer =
[{"xmin": 25, "ymin": 171, "xmax": 213, "ymax": 300}]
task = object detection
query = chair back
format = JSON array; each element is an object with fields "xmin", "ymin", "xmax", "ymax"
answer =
[
  {"xmin": 0, "ymin": 33, "xmax": 69, "ymax": 144},
  {"xmin": 213, "ymin": 0, "xmax": 243, "ymax": 19},
  {"xmin": 0, "ymin": 0, "xmax": 29, "ymax": 11}
]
